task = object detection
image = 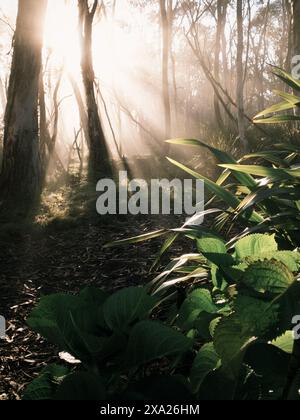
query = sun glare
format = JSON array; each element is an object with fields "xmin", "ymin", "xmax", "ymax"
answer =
[{"xmin": 44, "ymin": 0, "xmax": 80, "ymax": 75}]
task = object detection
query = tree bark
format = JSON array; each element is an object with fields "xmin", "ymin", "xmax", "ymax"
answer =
[
  {"xmin": 292, "ymin": 0, "xmax": 300, "ymax": 57},
  {"xmin": 236, "ymin": 0, "xmax": 248, "ymax": 151},
  {"xmin": 159, "ymin": 0, "xmax": 172, "ymax": 150},
  {"xmin": 0, "ymin": 0, "xmax": 48, "ymax": 215},
  {"xmin": 214, "ymin": 0, "xmax": 226, "ymax": 131},
  {"xmin": 0, "ymin": 77, "xmax": 6, "ymax": 112},
  {"xmin": 78, "ymin": 0, "xmax": 112, "ymax": 179}
]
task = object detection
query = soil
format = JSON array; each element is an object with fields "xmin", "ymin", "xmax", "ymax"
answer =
[{"xmin": 0, "ymin": 178, "xmax": 191, "ymax": 400}]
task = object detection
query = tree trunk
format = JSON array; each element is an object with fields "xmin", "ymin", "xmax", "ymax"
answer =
[
  {"xmin": 78, "ymin": 0, "xmax": 112, "ymax": 179},
  {"xmin": 0, "ymin": 0, "xmax": 47, "ymax": 215},
  {"xmin": 292, "ymin": 0, "xmax": 300, "ymax": 57},
  {"xmin": 159, "ymin": 0, "xmax": 171, "ymax": 151},
  {"xmin": 214, "ymin": 0, "xmax": 226, "ymax": 131},
  {"xmin": 236, "ymin": 0, "xmax": 248, "ymax": 151},
  {"xmin": 0, "ymin": 77, "xmax": 6, "ymax": 112}
]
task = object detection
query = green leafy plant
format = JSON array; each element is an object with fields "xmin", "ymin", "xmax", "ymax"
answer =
[
  {"xmin": 24, "ymin": 234, "xmax": 300, "ymax": 400},
  {"xmin": 24, "ymin": 286, "xmax": 194, "ymax": 400}
]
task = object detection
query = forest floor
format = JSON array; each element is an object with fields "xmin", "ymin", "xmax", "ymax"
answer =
[{"xmin": 0, "ymin": 173, "xmax": 191, "ymax": 400}]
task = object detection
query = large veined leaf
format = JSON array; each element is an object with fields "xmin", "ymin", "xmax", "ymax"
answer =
[
  {"xmin": 23, "ymin": 364, "xmax": 70, "ymax": 400},
  {"xmin": 125, "ymin": 320, "xmax": 193, "ymax": 367},
  {"xmin": 242, "ymin": 260, "xmax": 294, "ymax": 294},
  {"xmin": 249, "ymin": 251, "xmax": 300, "ymax": 273},
  {"xmin": 27, "ymin": 294, "xmax": 82, "ymax": 350},
  {"xmin": 55, "ymin": 372, "xmax": 106, "ymax": 401},
  {"xmin": 272, "ymin": 331, "xmax": 294, "ymax": 354},
  {"xmin": 103, "ymin": 287, "xmax": 157, "ymax": 332},
  {"xmin": 166, "ymin": 138, "xmax": 256, "ymax": 188},
  {"xmin": 177, "ymin": 289, "xmax": 218, "ymax": 331},
  {"xmin": 234, "ymin": 234, "xmax": 278, "ymax": 260},
  {"xmin": 213, "ymin": 315, "xmax": 254, "ymax": 377},
  {"xmin": 79, "ymin": 287, "xmax": 108, "ymax": 306},
  {"xmin": 197, "ymin": 235, "xmax": 234, "ymax": 266},
  {"xmin": 190, "ymin": 343, "xmax": 220, "ymax": 393},
  {"xmin": 234, "ymin": 296, "xmax": 279, "ymax": 338},
  {"xmin": 27, "ymin": 294, "xmax": 114, "ymax": 362}
]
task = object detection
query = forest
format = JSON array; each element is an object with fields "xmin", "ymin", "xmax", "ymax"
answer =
[{"xmin": 1, "ymin": 0, "xmax": 300, "ymax": 403}]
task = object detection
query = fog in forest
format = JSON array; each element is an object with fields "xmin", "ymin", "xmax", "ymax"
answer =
[
  {"xmin": 1, "ymin": 0, "xmax": 300, "ymax": 402},
  {"xmin": 0, "ymin": 0, "xmax": 294, "ymax": 177}
]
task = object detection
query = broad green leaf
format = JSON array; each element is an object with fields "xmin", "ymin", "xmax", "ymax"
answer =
[
  {"xmin": 272, "ymin": 331, "xmax": 294, "ymax": 354},
  {"xmin": 79, "ymin": 287, "xmax": 108, "ymax": 306},
  {"xmin": 242, "ymin": 260, "xmax": 294, "ymax": 294},
  {"xmin": 177, "ymin": 289, "xmax": 218, "ymax": 331},
  {"xmin": 27, "ymin": 294, "xmax": 81, "ymax": 350},
  {"xmin": 190, "ymin": 343, "xmax": 219, "ymax": 393},
  {"xmin": 55, "ymin": 372, "xmax": 106, "ymax": 401},
  {"xmin": 27, "ymin": 293, "xmax": 113, "ymax": 362},
  {"xmin": 234, "ymin": 296, "xmax": 279, "ymax": 338},
  {"xmin": 234, "ymin": 234, "xmax": 278, "ymax": 260},
  {"xmin": 23, "ymin": 364, "xmax": 70, "ymax": 400},
  {"xmin": 213, "ymin": 315, "xmax": 254, "ymax": 377},
  {"xmin": 103, "ymin": 287, "xmax": 156, "ymax": 332},
  {"xmin": 251, "ymin": 251, "xmax": 300, "ymax": 273},
  {"xmin": 197, "ymin": 235, "xmax": 234, "ymax": 266},
  {"xmin": 126, "ymin": 320, "xmax": 193, "ymax": 367}
]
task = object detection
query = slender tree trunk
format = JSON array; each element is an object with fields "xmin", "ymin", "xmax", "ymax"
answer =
[
  {"xmin": 78, "ymin": 0, "xmax": 112, "ymax": 178},
  {"xmin": 39, "ymin": 71, "xmax": 50, "ymax": 177},
  {"xmin": 159, "ymin": 0, "xmax": 171, "ymax": 150},
  {"xmin": 0, "ymin": 0, "xmax": 48, "ymax": 215},
  {"xmin": 292, "ymin": 0, "xmax": 300, "ymax": 58},
  {"xmin": 236, "ymin": 0, "xmax": 248, "ymax": 151},
  {"xmin": 214, "ymin": 0, "xmax": 225, "ymax": 131},
  {"xmin": 282, "ymin": 0, "xmax": 292, "ymax": 70},
  {"xmin": 0, "ymin": 77, "xmax": 6, "ymax": 112}
]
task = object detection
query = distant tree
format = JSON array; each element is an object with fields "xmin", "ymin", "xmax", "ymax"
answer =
[
  {"xmin": 214, "ymin": 0, "xmax": 227, "ymax": 131},
  {"xmin": 236, "ymin": 0, "xmax": 248, "ymax": 151},
  {"xmin": 0, "ymin": 0, "xmax": 48, "ymax": 215},
  {"xmin": 78, "ymin": 0, "xmax": 112, "ymax": 178},
  {"xmin": 292, "ymin": 0, "xmax": 300, "ymax": 58},
  {"xmin": 159, "ymin": 0, "xmax": 172, "ymax": 149}
]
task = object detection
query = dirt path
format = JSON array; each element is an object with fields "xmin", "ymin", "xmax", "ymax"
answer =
[{"xmin": 0, "ymin": 194, "xmax": 187, "ymax": 399}]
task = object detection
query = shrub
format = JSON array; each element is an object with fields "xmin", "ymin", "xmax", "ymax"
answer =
[{"xmin": 24, "ymin": 234, "xmax": 300, "ymax": 400}]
